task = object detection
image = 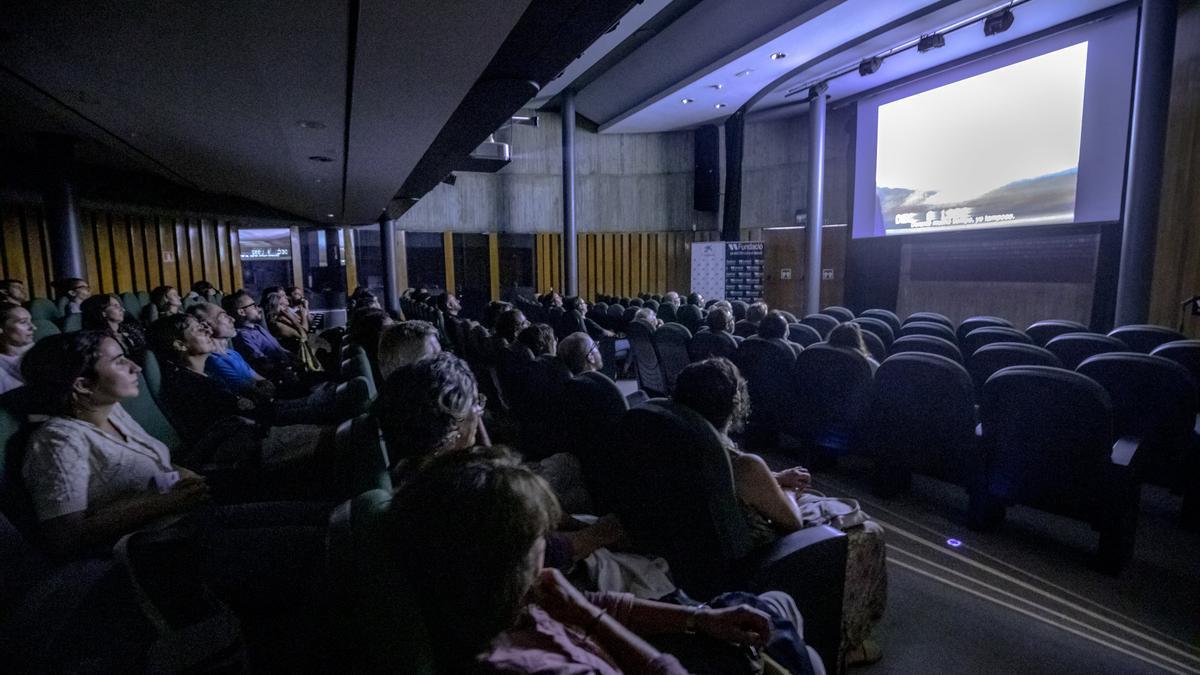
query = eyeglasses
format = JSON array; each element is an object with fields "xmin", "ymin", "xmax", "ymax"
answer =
[{"xmin": 238, "ymin": 302, "xmax": 258, "ymax": 311}]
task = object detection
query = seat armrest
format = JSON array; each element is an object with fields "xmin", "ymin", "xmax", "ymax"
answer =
[
  {"xmin": 740, "ymin": 525, "xmax": 847, "ymax": 674},
  {"xmin": 1111, "ymin": 436, "xmax": 1140, "ymax": 467},
  {"xmin": 335, "ymin": 376, "xmax": 373, "ymax": 421},
  {"xmin": 1193, "ymin": 413, "xmax": 1200, "ymax": 437}
]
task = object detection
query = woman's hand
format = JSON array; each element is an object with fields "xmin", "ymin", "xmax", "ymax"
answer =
[
  {"xmin": 774, "ymin": 467, "xmax": 811, "ymax": 491},
  {"xmin": 531, "ymin": 568, "xmax": 599, "ymax": 627},
  {"xmin": 696, "ymin": 605, "xmax": 771, "ymax": 647},
  {"xmin": 161, "ymin": 476, "xmax": 210, "ymax": 512}
]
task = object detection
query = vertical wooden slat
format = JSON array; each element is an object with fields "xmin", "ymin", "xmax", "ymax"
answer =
[
  {"xmin": 639, "ymin": 233, "xmax": 649, "ymax": 295},
  {"xmin": 230, "ymin": 226, "xmax": 245, "ymax": 290},
  {"xmin": 442, "ymin": 231, "xmax": 455, "ymax": 294},
  {"xmin": 93, "ymin": 212, "xmax": 115, "ymax": 293},
  {"xmin": 129, "ymin": 216, "xmax": 146, "ymax": 292},
  {"xmin": 198, "ymin": 219, "xmax": 218, "ymax": 288},
  {"xmin": 589, "ymin": 234, "xmax": 598, "ymax": 300},
  {"xmin": 22, "ymin": 205, "xmax": 49, "ymax": 298},
  {"xmin": 578, "ymin": 234, "xmax": 588, "ymax": 302},
  {"xmin": 111, "ymin": 214, "xmax": 132, "ymax": 292},
  {"xmin": 175, "ymin": 219, "xmax": 192, "ymax": 290},
  {"xmin": 158, "ymin": 218, "xmax": 178, "ymax": 290},
  {"xmin": 487, "ymin": 232, "xmax": 499, "ymax": 301},
  {"xmin": 535, "ymin": 234, "xmax": 546, "ymax": 293},
  {"xmin": 1, "ymin": 205, "xmax": 22, "ymax": 282},
  {"xmin": 288, "ymin": 226, "xmax": 303, "ymax": 290},
  {"xmin": 140, "ymin": 217, "xmax": 160, "ymax": 291},
  {"xmin": 215, "ymin": 221, "xmax": 231, "ymax": 292},
  {"xmin": 187, "ymin": 219, "xmax": 204, "ymax": 289},
  {"xmin": 602, "ymin": 234, "xmax": 614, "ymax": 296},
  {"xmin": 343, "ymin": 226, "xmax": 358, "ymax": 296},
  {"xmin": 550, "ymin": 234, "xmax": 561, "ymax": 293},
  {"xmin": 655, "ymin": 233, "xmax": 667, "ymax": 294}
]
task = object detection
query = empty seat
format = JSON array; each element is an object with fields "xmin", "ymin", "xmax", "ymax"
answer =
[
  {"xmin": 903, "ymin": 311, "xmax": 953, "ymax": 329},
  {"xmin": 1077, "ymin": 353, "xmax": 1198, "ymax": 525},
  {"xmin": 1044, "ymin": 333, "xmax": 1127, "ymax": 370},
  {"xmin": 657, "ymin": 302, "xmax": 677, "ymax": 324},
  {"xmin": 26, "ymin": 298, "xmax": 62, "ymax": 322},
  {"xmin": 626, "ymin": 318, "xmax": 667, "ymax": 397},
  {"xmin": 654, "ymin": 323, "xmax": 692, "ymax": 391},
  {"xmin": 960, "ymin": 326, "xmax": 1033, "ymax": 357},
  {"xmin": 605, "ymin": 399, "xmax": 848, "ymax": 669},
  {"xmin": 800, "ymin": 313, "xmax": 838, "ymax": 339},
  {"xmin": 870, "ymin": 353, "xmax": 978, "ymax": 496},
  {"xmin": 860, "ymin": 309, "xmax": 901, "ymax": 336},
  {"xmin": 890, "ymin": 334, "xmax": 963, "ymax": 364},
  {"xmin": 1151, "ymin": 340, "xmax": 1200, "ymax": 401},
  {"xmin": 334, "ymin": 413, "xmax": 391, "ymax": 496},
  {"xmin": 899, "ymin": 320, "xmax": 957, "ymax": 344},
  {"xmin": 59, "ymin": 313, "xmax": 82, "ymax": 332},
  {"xmin": 956, "ymin": 315, "xmax": 1013, "ymax": 343},
  {"xmin": 787, "ymin": 322, "xmax": 822, "ymax": 348},
  {"xmin": 967, "ymin": 343, "xmax": 1061, "ymax": 396},
  {"xmin": 676, "ymin": 304, "xmax": 705, "ymax": 334},
  {"xmin": 974, "ymin": 366, "xmax": 1139, "ymax": 572},
  {"xmin": 562, "ymin": 371, "xmax": 629, "ymax": 512},
  {"xmin": 732, "ymin": 337, "xmax": 801, "ymax": 446},
  {"xmin": 822, "ymin": 306, "xmax": 854, "ymax": 322},
  {"xmin": 1108, "ymin": 324, "xmax": 1186, "ymax": 354},
  {"xmin": 1025, "ymin": 319, "xmax": 1089, "ymax": 347},
  {"xmin": 777, "ymin": 310, "xmax": 798, "ymax": 323},
  {"xmin": 689, "ymin": 329, "xmax": 738, "ymax": 362},
  {"xmin": 852, "ymin": 316, "xmax": 895, "ymax": 349},
  {"xmin": 31, "ymin": 319, "xmax": 60, "ymax": 342},
  {"xmin": 123, "ymin": 370, "xmax": 183, "ymax": 453},
  {"xmin": 794, "ymin": 344, "xmax": 873, "ymax": 458}
]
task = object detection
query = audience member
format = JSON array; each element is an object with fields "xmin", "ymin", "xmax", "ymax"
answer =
[
  {"xmin": 348, "ymin": 286, "xmax": 382, "ymax": 313},
  {"xmin": 634, "ymin": 307, "xmax": 661, "ymax": 328},
  {"xmin": 538, "ymin": 290, "xmax": 564, "ymax": 309},
  {"xmin": 496, "ymin": 309, "xmax": 530, "ymax": 344},
  {"xmin": 147, "ymin": 285, "xmax": 183, "ymax": 321},
  {"xmin": 563, "ymin": 296, "xmax": 614, "ymax": 340},
  {"xmin": 558, "ymin": 332, "xmax": 602, "ymax": 376},
  {"xmin": 673, "ymin": 358, "xmax": 886, "ymax": 665},
  {"xmin": 223, "ymin": 289, "xmax": 298, "ymax": 381},
  {"xmin": 347, "ymin": 306, "xmax": 393, "ymax": 380},
  {"xmin": 54, "ymin": 277, "xmax": 91, "ymax": 313},
  {"xmin": 264, "ymin": 289, "xmax": 313, "ymax": 359},
  {"xmin": 377, "ymin": 320, "xmax": 441, "ymax": 380},
  {"xmin": 395, "ymin": 447, "xmax": 816, "ymax": 674},
  {"xmin": 735, "ymin": 302, "xmax": 768, "ymax": 338},
  {"xmin": 662, "ymin": 291, "xmax": 681, "ymax": 308},
  {"xmin": 483, "ymin": 301, "xmax": 514, "ymax": 330},
  {"xmin": 0, "ymin": 302, "xmax": 35, "ymax": 393},
  {"xmin": 686, "ymin": 292, "xmax": 704, "ymax": 307},
  {"xmin": 0, "ymin": 279, "xmax": 28, "ymax": 305},
  {"xmin": 827, "ymin": 322, "xmax": 879, "ymax": 373},
  {"xmin": 706, "ymin": 307, "xmax": 736, "ymax": 336},
  {"xmin": 80, "ymin": 293, "xmax": 148, "ymax": 364},
  {"xmin": 435, "ymin": 292, "xmax": 462, "ymax": 317},
  {"xmin": 517, "ymin": 323, "xmax": 557, "ymax": 357},
  {"xmin": 191, "ymin": 280, "xmax": 220, "ymax": 303}
]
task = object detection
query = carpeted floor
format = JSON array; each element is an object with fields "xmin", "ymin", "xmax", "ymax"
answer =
[{"xmin": 757, "ymin": 452, "xmax": 1200, "ymax": 674}]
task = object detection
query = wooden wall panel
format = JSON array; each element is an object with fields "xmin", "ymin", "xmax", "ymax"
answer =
[
  {"xmin": 111, "ymin": 214, "xmax": 133, "ymax": 293},
  {"xmin": 200, "ymin": 219, "xmax": 220, "ymax": 291},
  {"xmin": 230, "ymin": 227, "xmax": 245, "ymax": 290}
]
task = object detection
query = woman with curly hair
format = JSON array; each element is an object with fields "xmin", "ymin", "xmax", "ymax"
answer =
[
  {"xmin": 673, "ymin": 357, "xmax": 887, "ymax": 666},
  {"xmin": 80, "ymin": 293, "xmax": 148, "ymax": 364}
]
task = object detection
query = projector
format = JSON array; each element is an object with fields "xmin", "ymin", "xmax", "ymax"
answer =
[
  {"xmin": 918, "ymin": 33, "xmax": 945, "ymax": 52},
  {"xmin": 984, "ymin": 8, "xmax": 1015, "ymax": 36}
]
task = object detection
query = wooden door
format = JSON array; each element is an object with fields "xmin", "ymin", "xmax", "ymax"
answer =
[{"xmin": 763, "ymin": 228, "xmax": 805, "ymax": 316}]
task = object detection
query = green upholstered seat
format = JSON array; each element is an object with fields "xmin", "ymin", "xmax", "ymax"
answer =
[
  {"xmin": 141, "ymin": 350, "xmax": 164, "ymax": 400},
  {"xmin": 135, "ymin": 291, "xmax": 151, "ymax": 308},
  {"xmin": 119, "ymin": 292, "xmax": 142, "ymax": 320},
  {"xmin": 26, "ymin": 298, "xmax": 61, "ymax": 322},
  {"xmin": 31, "ymin": 320, "xmax": 60, "ymax": 342},
  {"xmin": 58, "ymin": 313, "xmax": 82, "ymax": 332},
  {"xmin": 122, "ymin": 372, "xmax": 182, "ymax": 453},
  {"xmin": 334, "ymin": 413, "xmax": 391, "ymax": 497}
]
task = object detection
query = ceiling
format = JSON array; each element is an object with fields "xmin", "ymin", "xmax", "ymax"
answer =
[
  {"xmin": 0, "ymin": 0, "xmax": 635, "ymax": 224},
  {"xmin": 545, "ymin": 0, "xmax": 1131, "ymax": 133}
]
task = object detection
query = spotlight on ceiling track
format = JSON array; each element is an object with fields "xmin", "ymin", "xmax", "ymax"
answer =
[
  {"xmin": 858, "ymin": 56, "xmax": 883, "ymax": 77},
  {"xmin": 917, "ymin": 33, "xmax": 945, "ymax": 52},
  {"xmin": 984, "ymin": 8, "xmax": 1014, "ymax": 36}
]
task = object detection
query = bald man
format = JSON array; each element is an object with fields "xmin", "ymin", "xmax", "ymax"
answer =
[{"xmin": 558, "ymin": 332, "xmax": 602, "ymax": 376}]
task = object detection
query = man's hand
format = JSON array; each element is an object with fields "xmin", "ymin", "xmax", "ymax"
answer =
[
  {"xmin": 696, "ymin": 605, "xmax": 771, "ymax": 647},
  {"xmin": 774, "ymin": 467, "xmax": 811, "ymax": 491}
]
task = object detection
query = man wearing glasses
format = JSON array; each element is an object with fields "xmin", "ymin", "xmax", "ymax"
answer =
[
  {"xmin": 221, "ymin": 289, "xmax": 298, "ymax": 383},
  {"xmin": 53, "ymin": 278, "xmax": 91, "ymax": 314}
]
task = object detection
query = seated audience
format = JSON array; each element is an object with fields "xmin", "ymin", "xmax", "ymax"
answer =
[
  {"xmin": 191, "ymin": 280, "xmax": 220, "ymax": 303},
  {"xmin": 80, "ymin": 293, "xmax": 148, "ymax": 364},
  {"xmin": 634, "ymin": 307, "xmax": 662, "ymax": 328},
  {"xmin": 518, "ymin": 323, "xmax": 557, "ymax": 357},
  {"xmin": 686, "ymin": 292, "xmax": 704, "ymax": 307},
  {"xmin": 54, "ymin": 277, "xmax": 91, "ymax": 313},
  {"xmin": 673, "ymin": 358, "xmax": 886, "ymax": 665},
  {"xmin": 827, "ymin": 322, "xmax": 879, "ymax": 373},
  {"xmin": 264, "ymin": 288, "xmax": 321, "ymax": 372},
  {"xmin": 435, "ymin": 292, "xmax": 462, "ymax": 317},
  {"xmin": 662, "ymin": 291, "xmax": 681, "ymax": 308},
  {"xmin": 0, "ymin": 302, "xmax": 35, "ymax": 393},
  {"xmin": 347, "ymin": 306, "xmax": 393, "ymax": 380},
  {"xmin": 496, "ymin": 308, "xmax": 531, "ymax": 345},
  {"xmin": 558, "ymin": 332, "xmax": 603, "ymax": 376},
  {"xmin": 348, "ymin": 286, "xmax": 382, "ymax": 313},
  {"xmin": 0, "ymin": 279, "xmax": 28, "ymax": 305},
  {"xmin": 563, "ymin": 296, "xmax": 614, "ymax": 340},
  {"xmin": 286, "ymin": 286, "xmax": 311, "ymax": 324},
  {"xmin": 149, "ymin": 314, "xmax": 327, "ymax": 471},
  {"xmin": 395, "ymin": 448, "xmax": 820, "ymax": 674},
  {"xmin": 146, "ymin": 285, "xmax": 183, "ymax": 322},
  {"xmin": 706, "ymin": 307, "xmax": 738, "ymax": 337},
  {"xmin": 483, "ymin": 301, "xmax": 515, "ymax": 330},
  {"xmin": 377, "ymin": 320, "xmax": 441, "ymax": 380},
  {"xmin": 757, "ymin": 311, "xmax": 800, "ymax": 357},
  {"xmin": 223, "ymin": 289, "xmax": 299, "ymax": 381},
  {"xmin": 735, "ymin": 302, "xmax": 769, "ymax": 338},
  {"xmin": 538, "ymin": 290, "xmax": 564, "ymax": 309}
]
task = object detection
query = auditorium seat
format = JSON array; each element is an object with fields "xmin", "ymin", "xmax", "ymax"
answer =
[
  {"xmin": 890, "ymin": 334, "xmax": 963, "ymax": 364},
  {"xmin": 860, "ymin": 330, "xmax": 887, "ymax": 362},
  {"xmin": 1044, "ymin": 332, "xmax": 1127, "ymax": 370},
  {"xmin": 1108, "ymin": 324, "xmax": 1187, "ymax": 354},
  {"xmin": 822, "ymin": 306, "xmax": 855, "ymax": 322},
  {"xmin": 606, "ymin": 303, "xmax": 626, "ymax": 330},
  {"xmin": 120, "ymin": 292, "xmax": 142, "ymax": 320},
  {"xmin": 563, "ymin": 371, "xmax": 629, "ymax": 512},
  {"xmin": 732, "ymin": 337, "xmax": 801, "ymax": 447},
  {"xmin": 59, "ymin": 313, "xmax": 82, "ymax": 332},
  {"xmin": 800, "ymin": 313, "xmax": 838, "ymax": 339},
  {"xmin": 1077, "ymin": 353, "xmax": 1198, "ymax": 526},
  {"xmin": 794, "ymin": 344, "xmax": 874, "ymax": 459},
  {"xmin": 31, "ymin": 319, "xmax": 60, "ymax": 342},
  {"xmin": 334, "ymin": 413, "xmax": 391, "ymax": 496},
  {"xmin": 1025, "ymin": 319, "xmax": 1090, "ymax": 347},
  {"xmin": 852, "ymin": 316, "xmax": 895, "ymax": 349},
  {"xmin": 870, "ymin": 352, "xmax": 978, "ymax": 496},
  {"xmin": 973, "ymin": 366, "xmax": 1140, "ymax": 572},
  {"xmin": 966, "ymin": 342, "xmax": 1061, "ymax": 396},
  {"xmin": 899, "ymin": 320, "xmax": 957, "ymax": 344},
  {"xmin": 960, "ymin": 326, "xmax": 1034, "ymax": 357},
  {"xmin": 1151, "ymin": 340, "xmax": 1200, "ymax": 401},
  {"xmin": 690, "ymin": 329, "xmax": 739, "ymax": 361},
  {"xmin": 860, "ymin": 308, "xmax": 902, "ymax": 337},
  {"xmin": 777, "ymin": 310, "xmax": 798, "ymax": 323},
  {"xmin": 656, "ymin": 302, "xmax": 677, "ymax": 324},
  {"xmin": 26, "ymin": 298, "xmax": 62, "ymax": 322},
  {"xmin": 676, "ymin": 304, "xmax": 705, "ymax": 334},
  {"xmin": 622, "ymin": 306, "xmax": 639, "ymax": 326},
  {"xmin": 626, "ymin": 318, "xmax": 667, "ymax": 397},
  {"xmin": 903, "ymin": 311, "xmax": 954, "ymax": 329},
  {"xmin": 123, "ymin": 371, "xmax": 183, "ymax": 453},
  {"xmin": 327, "ymin": 489, "xmax": 437, "ymax": 673},
  {"xmin": 335, "ymin": 376, "xmax": 374, "ymax": 421},
  {"xmin": 730, "ymin": 300, "xmax": 748, "ymax": 322},
  {"xmin": 956, "ymin": 315, "xmax": 1013, "ymax": 343},
  {"xmin": 605, "ymin": 399, "xmax": 848, "ymax": 670},
  {"xmin": 787, "ymin": 322, "xmax": 823, "ymax": 348},
  {"xmin": 135, "ymin": 291, "xmax": 151, "ymax": 309},
  {"xmin": 341, "ymin": 346, "xmax": 377, "ymax": 398},
  {"xmin": 654, "ymin": 323, "xmax": 692, "ymax": 391}
]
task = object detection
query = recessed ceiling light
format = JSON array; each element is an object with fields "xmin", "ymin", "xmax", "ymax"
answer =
[
  {"xmin": 708, "ymin": 83, "xmax": 723, "ymax": 90},
  {"xmin": 714, "ymin": 103, "xmax": 727, "ymax": 109},
  {"xmin": 308, "ymin": 155, "xmax": 334, "ymax": 162},
  {"xmin": 314, "ymin": 178, "xmax": 324, "ymax": 183},
  {"xmin": 296, "ymin": 120, "xmax": 326, "ymax": 130},
  {"xmin": 327, "ymin": 213, "xmax": 335, "ymax": 218},
  {"xmin": 770, "ymin": 52, "xmax": 787, "ymax": 60},
  {"xmin": 681, "ymin": 97, "xmax": 694, "ymax": 104},
  {"xmin": 735, "ymin": 69, "xmax": 754, "ymax": 77}
]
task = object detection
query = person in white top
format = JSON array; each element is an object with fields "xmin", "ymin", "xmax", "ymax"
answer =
[{"xmin": 0, "ymin": 302, "xmax": 36, "ymax": 394}]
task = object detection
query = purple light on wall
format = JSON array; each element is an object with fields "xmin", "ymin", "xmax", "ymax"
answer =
[{"xmin": 946, "ymin": 538, "xmax": 963, "ymax": 548}]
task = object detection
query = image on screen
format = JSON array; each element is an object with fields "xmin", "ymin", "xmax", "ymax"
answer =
[{"xmin": 875, "ymin": 42, "xmax": 1088, "ymax": 236}]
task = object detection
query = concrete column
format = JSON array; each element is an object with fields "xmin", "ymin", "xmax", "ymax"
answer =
[
  {"xmin": 561, "ymin": 89, "xmax": 578, "ymax": 296},
  {"xmin": 38, "ymin": 135, "xmax": 87, "ymax": 283},
  {"xmin": 1114, "ymin": 0, "xmax": 1178, "ymax": 326},
  {"xmin": 806, "ymin": 84, "xmax": 828, "ymax": 316},
  {"xmin": 379, "ymin": 213, "xmax": 400, "ymax": 317}
]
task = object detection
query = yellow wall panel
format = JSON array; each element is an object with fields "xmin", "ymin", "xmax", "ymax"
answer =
[{"xmin": 110, "ymin": 214, "xmax": 133, "ymax": 292}]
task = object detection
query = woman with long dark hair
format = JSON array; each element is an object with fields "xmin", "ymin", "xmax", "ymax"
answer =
[{"xmin": 80, "ymin": 293, "xmax": 147, "ymax": 364}]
